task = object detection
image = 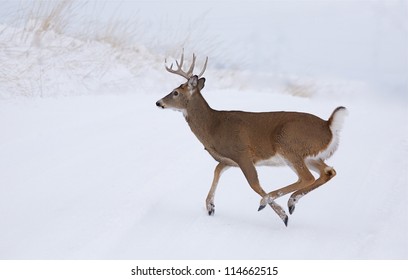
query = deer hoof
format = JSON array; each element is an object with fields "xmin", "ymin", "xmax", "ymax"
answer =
[
  {"xmin": 288, "ymin": 194, "xmax": 301, "ymax": 215},
  {"xmin": 258, "ymin": 204, "xmax": 266, "ymax": 211},
  {"xmin": 284, "ymin": 216, "xmax": 289, "ymax": 227},
  {"xmin": 207, "ymin": 203, "xmax": 215, "ymax": 216},
  {"xmin": 288, "ymin": 205, "xmax": 295, "ymax": 215},
  {"xmin": 259, "ymin": 195, "xmax": 273, "ymax": 212}
]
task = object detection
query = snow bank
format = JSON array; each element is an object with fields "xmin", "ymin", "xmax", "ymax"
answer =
[{"xmin": 0, "ymin": 22, "xmax": 165, "ymax": 98}]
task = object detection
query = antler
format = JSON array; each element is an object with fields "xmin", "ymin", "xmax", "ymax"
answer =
[{"xmin": 165, "ymin": 51, "xmax": 208, "ymax": 80}]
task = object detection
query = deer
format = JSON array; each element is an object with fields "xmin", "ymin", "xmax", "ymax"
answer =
[{"xmin": 156, "ymin": 51, "xmax": 347, "ymax": 226}]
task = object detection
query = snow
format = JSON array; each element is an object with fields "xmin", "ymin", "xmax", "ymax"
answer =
[{"xmin": 0, "ymin": 0, "xmax": 407, "ymax": 260}]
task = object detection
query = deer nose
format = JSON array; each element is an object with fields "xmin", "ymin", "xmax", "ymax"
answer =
[{"xmin": 156, "ymin": 100, "xmax": 164, "ymax": 108}]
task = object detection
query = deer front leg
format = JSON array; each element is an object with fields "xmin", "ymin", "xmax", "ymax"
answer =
[
  {"xmin": 206, "ymin": 163, "xmax": 228, "ymax": 216},
  {"xmin": 238, "ymin": 158, "xmax": 288, "ymax": 226}
]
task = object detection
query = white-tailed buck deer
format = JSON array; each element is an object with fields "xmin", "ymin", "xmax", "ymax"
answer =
[{"xmin": 156, "ymin": 52, "xmax": 347, "ymax": 226}]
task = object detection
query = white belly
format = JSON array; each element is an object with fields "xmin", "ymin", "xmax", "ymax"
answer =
[{"xmin": 256, "ymin": 154, "xmax": 287, "ymax": 167}]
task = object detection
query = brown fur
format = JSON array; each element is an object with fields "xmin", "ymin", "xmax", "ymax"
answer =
[{"xmin": 157, "ymin": 73, "xmax": 346, "ymax": 226}]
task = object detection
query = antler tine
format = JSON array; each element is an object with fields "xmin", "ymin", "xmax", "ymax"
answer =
[
  {"xmin": 175, "ymin": 51, "xmax": 184, "ymax": 69},
  {"xmin": 197, "ymin": 56, "xmax": 208, "ymax": 78},
  {"xmin": 165, "ymin": 51, "xmax": 208, "ymax": 80},
  {"xmin": 165, "ymin": 51, "xmax": 190, "ymax": 79},
  {"xmin": 185, "ymin": 53, "xmax": 196, "ymax": 77},
  {"xmin": 164, "ymin": 60, "xmax": 174, "ymax": 72}
]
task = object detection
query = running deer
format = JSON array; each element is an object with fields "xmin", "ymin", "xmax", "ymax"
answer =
[{"xmin": 156, "ymin": 52, "xmax": 347, "ymax": 226}]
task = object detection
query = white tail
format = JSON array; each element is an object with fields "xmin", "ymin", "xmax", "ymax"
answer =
[{"xmin": 156, "ymin": 51, "xmax": 347, "ymax": 226}]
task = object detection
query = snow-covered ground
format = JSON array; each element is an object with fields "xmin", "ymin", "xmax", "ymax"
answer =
[{"xmin": 0, "ymin": 0, "xmax": 407, "ymax": 259}]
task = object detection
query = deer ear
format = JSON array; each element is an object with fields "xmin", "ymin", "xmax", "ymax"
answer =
[
  {"xmin": 198, "ymin": 78, "xmax": 205, "ymax": 90},
  {"xmin": 188, "ymin": 75, "xmax": 198, "ymax": 89}
]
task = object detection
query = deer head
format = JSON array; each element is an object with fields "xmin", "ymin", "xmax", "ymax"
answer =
[{"xmin": 156, "ymin": 52, "xmax": 208, "ymax": 114}]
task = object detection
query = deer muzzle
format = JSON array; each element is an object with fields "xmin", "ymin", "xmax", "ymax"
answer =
[{"xmin": 156, "ymin": 100, "xmax": 165, "ymax": 109}]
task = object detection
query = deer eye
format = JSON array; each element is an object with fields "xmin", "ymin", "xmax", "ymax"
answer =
[{"xmin": 173, "ymin": 91, "xmax": 179, "ymax": 96}]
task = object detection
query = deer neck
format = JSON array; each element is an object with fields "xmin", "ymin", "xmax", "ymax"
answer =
[{"xmin": 184, "ymin": 92, "xmax": 215, "ymax": 144}]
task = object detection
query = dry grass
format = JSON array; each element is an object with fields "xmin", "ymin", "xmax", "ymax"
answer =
[
  {"xmin": 285, "ymin": 81, "xmax": 316, "ymax": 98},
  {"xmin": 0, "ymin": 0, "xmax": 150, "ymax": 98},
  {"xmin": 4, "ymin": 0, "xmax": 142, "ymax": 50},
  {"xmin": 0, "ymin": 0, "xmax": 229, "ymax": 98}
]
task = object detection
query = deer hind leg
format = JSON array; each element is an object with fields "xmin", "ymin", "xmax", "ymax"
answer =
[
  {"xmin": 287, "ymin": 159, "xmax": 336, "ymax": 214},
  {"xmin": 238, "ymin": 158, "xmax": 289, "ymax": 226},
  {"xmin": 258, "ymin": 157, "xmax": 315, "ymax": 214},
  {"xmin": 206, "ymin": 163, "xmax": 229, "ymax": 216}
]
